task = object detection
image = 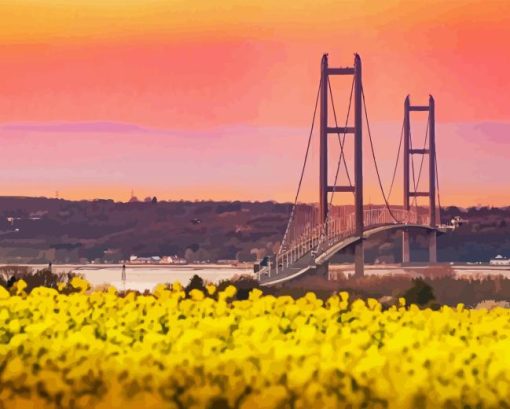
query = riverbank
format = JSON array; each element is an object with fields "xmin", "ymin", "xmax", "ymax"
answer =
[
  {"xmin": 2, "ymin": 262, "xmax": 510, "ymax": 293},
  {"xmin": 0, "ymin": 263, "xmax": 253, "ymax": 292}
]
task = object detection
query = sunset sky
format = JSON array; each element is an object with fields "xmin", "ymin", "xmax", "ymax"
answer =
[{"xmin": 0, "ymin": 0, "xmax": 509, "ymax": 206}]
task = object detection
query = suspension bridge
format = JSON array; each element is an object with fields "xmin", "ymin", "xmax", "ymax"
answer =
[{"xmin": 257, "ymin": 53, "xmax": 449, "ymax": 286}]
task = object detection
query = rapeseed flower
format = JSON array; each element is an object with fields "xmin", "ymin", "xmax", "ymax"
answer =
[{"xmin": 0, "ymin": 280, "xmax": 509, "ymax": 408}]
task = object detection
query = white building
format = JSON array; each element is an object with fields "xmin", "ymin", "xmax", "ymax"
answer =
[{"xmin": 490, "ymin": 255, "xmax": 510, "ymax": 266}]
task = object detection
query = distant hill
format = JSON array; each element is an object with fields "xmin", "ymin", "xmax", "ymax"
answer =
[
  {"xmin": 0, "ymin": 196, "xmax": 507, "ymax": 264},
  {"xmin": 0, "ymin": 196, "xmax": 290, "ymax": 264}
]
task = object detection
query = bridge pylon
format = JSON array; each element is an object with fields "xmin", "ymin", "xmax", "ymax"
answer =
[
  {"xmin": 402, "ymin": 95, "xmax": 437, "ymax": 264},
  {"xmin": 319, "ymin": 54, "xmax": 364, "ymax": 277}
]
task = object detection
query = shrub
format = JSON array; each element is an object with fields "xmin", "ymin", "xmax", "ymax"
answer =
[
  {"xmin": 402, "ymin": 278, "xmax": 436, "ymax": 307},
  {"xmin": 217, "ymin": 274, "xmax": 261, "ymax": 300},
  {"xmin": 0, "ymin": 267, "xmax": 80, "ymax": 295},
  {"xmin": 185, "ymin": 274, "xmax": 206, "ymax": 294}
]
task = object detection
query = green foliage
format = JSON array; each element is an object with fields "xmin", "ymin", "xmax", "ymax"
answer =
[
  {"xmin": 217, "ymin": 275, "xmax": 260, "ymax": 300},
  {"xmin": 402, "ymin": 278, "xmax": 436, "ymax": 307},
  {"xmin": 0, "ymin": 266, "xmax": 80, "ymax": 294},
  {"xmin": 185, "ymin": 274, "xmax": 206, "ymax": 294}
]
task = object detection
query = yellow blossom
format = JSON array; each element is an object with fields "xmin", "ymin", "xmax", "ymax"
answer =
[
  {"xmin": 13, "ymin": 279, "xmax": 27, "ymax": 296},
  {"xmin": 70, "ymin": 276, "xmax": 89, "ymax": 293},
  {"xmin": 0, "ymin": 283, "xmax": 507, "ymax": 409},
  {"xmin": 0, "ymin": 285, "xmax": 10, "ymax": 299},
  {"xmin": 189, "ymin": 289, "xmax": 205, "ymax": 301},
  {"xmin": 205, "ymin": 283, "xmax": 217, "ymax": 296}
]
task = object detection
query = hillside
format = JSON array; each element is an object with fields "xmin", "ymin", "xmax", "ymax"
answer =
[{"xmin": 0, "ymin": 196, "xmax": 507, "ymax": 264}]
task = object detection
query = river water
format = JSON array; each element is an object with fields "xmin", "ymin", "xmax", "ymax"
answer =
[
  {"xmin": 3, "ymin": 263, "xmax": 510, "ymax": 293},
  {"xmin": 3, "ymin": 264, "xmax": 254, "ymax": 292}
]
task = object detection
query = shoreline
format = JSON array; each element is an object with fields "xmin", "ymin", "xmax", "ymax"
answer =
[{"xmin": 0, "ymin": 263, "xmax": 253, "ymax": 271}]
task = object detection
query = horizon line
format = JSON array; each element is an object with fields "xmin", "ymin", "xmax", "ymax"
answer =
[{"xmin": 0, "ymin": 194, "xmax": 506, "ymax": 210}]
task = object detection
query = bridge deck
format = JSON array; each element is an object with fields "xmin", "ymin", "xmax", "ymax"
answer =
[
  {"xmin": 259, "ymin": 252, "xmax": 315, "ymax": 286},
  {"xmin": 259, "ymin": 220, "xmax": 441, "ymax": 286}
]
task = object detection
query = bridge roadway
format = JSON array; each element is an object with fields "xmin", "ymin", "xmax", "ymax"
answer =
[{"xmin": 258, "ymin": 222, "xmax": 441, "ymax": 286}]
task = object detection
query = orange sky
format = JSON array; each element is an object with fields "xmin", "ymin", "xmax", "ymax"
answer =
[{"xmin": 0, "ymin": 1, "xmax": 509, "ymax": 206}]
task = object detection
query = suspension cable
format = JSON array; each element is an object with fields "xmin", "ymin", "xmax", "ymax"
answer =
[
  {"xmin": 278, "ymin": 77, "xmax": 322, "ymax": 254},
  {"xmin": 387, "ymin": 118, "xmax": 405, "ymax": 201},
  {"xmin": 328, "ymin": 76, "xmax": 355, "ymax": 210},
  {"xmin": 361, "ymin": 85, "xmax": 402, "ymax": 223}
]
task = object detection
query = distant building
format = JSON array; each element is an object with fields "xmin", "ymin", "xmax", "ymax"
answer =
[
  {"xmin": 217, "ymin": 259, "xmax": 239, "ymax": 265},
  {"xmin": 161, "ymin": 255, "xmax": 187, "ymax": 264},
  {"xmin": 490, "ymin": 255, "xmax": 510, "ymax": 265},
  {"xmin": 176, "ymin": 256, "xmax": 187, "ymax": 264},
  {"xmin": 128, "ymin": 256, "xmax": 155, "ymax": 264},
  {"xmin": 450, "ymin": 216, "xmax": 468, "ymax": 229},
  {"xmin": 128, "ymin": 255, "xmax": 186, "ymax": 264},
  {"xmin": 161, "ymin": 256, "xmax": 172, "ymax": 264},
  {"xmin": 29, "ymin": 210, "xmax": 48, "ymax": 219}
]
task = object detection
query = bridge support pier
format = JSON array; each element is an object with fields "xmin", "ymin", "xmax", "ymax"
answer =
[
  {"xmin": 402, "ymin": 230, "xmax": 410, "ymax": 264},
  {"xmin": 315, "ymin": 262, "xmax": 329, "ymax": 278},
  {"xmin": 354, "ymin": 242, "xmax": 364, "ymax": 278},
  {"xmin": 429, "ymin": 231, "xmax": 437, "ymax": 263}
]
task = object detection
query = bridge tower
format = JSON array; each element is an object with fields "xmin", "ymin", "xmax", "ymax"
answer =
[
  {"xmin": 319, "ymin": 54, "xmax": 364, "ymax": 277},
  {"xmin": 402, "ymin": 95, "xmax": 437, "ymax": 264}
]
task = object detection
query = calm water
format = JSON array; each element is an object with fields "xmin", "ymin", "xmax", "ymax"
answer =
[
  {"xmin": 4, "ymin": 263, "xmax": 510, "ymax": 292},
  {"xmin": 5, "ymin": 264, "xmax": 254, "ymax": 292}
]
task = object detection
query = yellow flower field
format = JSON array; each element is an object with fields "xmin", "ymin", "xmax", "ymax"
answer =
[{"xmin": 1, "ymin": 279, "xmax": 510, "ymax": 409}]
